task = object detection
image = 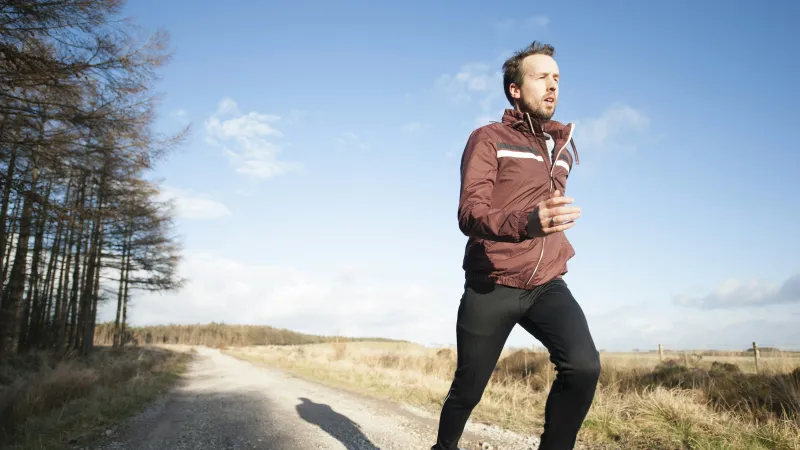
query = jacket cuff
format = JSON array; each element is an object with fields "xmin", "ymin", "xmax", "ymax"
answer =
[{"xmin": 524, "ymin": 209, "xmax": 539, "ymax": 239}]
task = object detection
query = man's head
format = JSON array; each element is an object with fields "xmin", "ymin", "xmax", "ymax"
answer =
[{"xmin": 503, "ymin": 41, "xmax": 559, "ymax": 121}]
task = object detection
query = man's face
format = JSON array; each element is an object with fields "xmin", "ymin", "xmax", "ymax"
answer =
[{"xmin": 510, "ymin": 54, "xmax": 560, "ymax": 121}]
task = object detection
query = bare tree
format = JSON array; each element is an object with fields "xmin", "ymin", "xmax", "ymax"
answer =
[{"xmin": 0, "ymin": 0, "xmax": 189, "ymax": 357}]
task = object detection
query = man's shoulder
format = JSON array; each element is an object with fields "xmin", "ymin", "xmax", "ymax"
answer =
[{"xmin": 467, "ymin": 121, "xmax": 507, "ymax": 143}]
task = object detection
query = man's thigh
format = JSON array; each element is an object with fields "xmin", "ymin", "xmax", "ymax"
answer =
[
  {"xmin": 454, "ymin": 281, "xmax": 522, "ymax": 371},
  {"xmin": 517, "ymin": 280, "xmax": 599, "ymax": 368},
  {"xmin": 457, "ymin": 280, "xmax": 522, "ymax": 337}
]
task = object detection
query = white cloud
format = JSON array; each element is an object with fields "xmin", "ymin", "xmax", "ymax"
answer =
[
  {"xmin": 436, "ymin": 55, "xmax": 652, "ymax": 154},
  {"xmin": 582, "ymin": 304, "xmax": 678, "ymax": 351},
  {"xmin": 96, "ymin": 252, "xmax": 455, "ymax": 344},
  {"xmin": 580, "ymin": 301, "xmax": 800, "ymax": 352},
  {"xmin": 436, "ymin": 63, "xmax": 502, "ymax": 104},
  {"xmin": 216, "ymin": 97, "xmax": 239, "ymax": 117},
  {"xmin": 204, "ymin": 97, "xmax": 300, "ymax": 179},
  {"xmin": 436, "ymin": 63, "xmax": 506, "ymax": 127},
  {"xmin": 573, "ymin": 105, "xmax": 650, "ymax": 152},
  {"xmin": 674, "ymin": 274, "xmax": 800, "ymax": 309},
  {"xmin": 157, "ymin": 186, "xmax": 231, "ymax": 220},
  {"xmin": 94, "ymin": 249, "xmax": 800, "ymax": 351},
  {"xmin": 337, "ymin": 132, "xmax": 369, "ymax": 151}
]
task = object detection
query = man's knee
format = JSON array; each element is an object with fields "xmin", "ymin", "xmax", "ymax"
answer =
[
  {"xmin": 565, "ymin": 351, "xmax": 601, "ymax": 385},
  {"xmin": 448, "ymin": 380, "xmax": 485, "ymax": 410},
  {"xmin": 459, "ymin": 385, "xmax": 485, "ymax": 410}
]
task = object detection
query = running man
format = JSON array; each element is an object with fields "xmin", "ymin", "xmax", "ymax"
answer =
[{"xmin": 431, "ymin": 41, "xmax": 601, "ymax": 450}]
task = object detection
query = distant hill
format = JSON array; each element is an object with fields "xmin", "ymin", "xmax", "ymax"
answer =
[{"xmin": 94, "ymin": 322, "xmax": 407, "ymax": 347}]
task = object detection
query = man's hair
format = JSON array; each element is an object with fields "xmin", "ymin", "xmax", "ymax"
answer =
[{"xmin": 502, "ymin": 41, "xmax": 556, "ymax": 106}]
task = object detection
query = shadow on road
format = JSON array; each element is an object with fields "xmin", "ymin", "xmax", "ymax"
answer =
[
  {"xmin": 90, "ymin": 388, "xmax": 301, "ymax": 450},
  {"xmin": 296, "ymin": 397, "xmax": 381, "ymax": 450}
]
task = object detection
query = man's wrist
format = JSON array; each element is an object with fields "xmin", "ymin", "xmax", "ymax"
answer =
[{"xmin": 525, "ymin": 208, "xmax": 540, "ymax": 238}]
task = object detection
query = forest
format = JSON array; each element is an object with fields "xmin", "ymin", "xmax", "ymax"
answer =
[{"xmin": 0, "ymin": 0, "xmax": 188, "ymax": 359}]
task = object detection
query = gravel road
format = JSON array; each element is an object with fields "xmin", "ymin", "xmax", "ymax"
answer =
[{"xmin": 90, "ymin": 346, "xmax": 545, "ymax": 450}]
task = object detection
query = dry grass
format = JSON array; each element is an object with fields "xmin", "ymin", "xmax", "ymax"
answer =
[
  {"xmin": 94, "ymin": 322, "xmax": 406, "ymax": 348},
  {"xmin": 227, "ymin": 342, "xmax": 800, "ymax": 450},
  {"xmin": 0, "ymin": 345, "xmax": 192, "ymax": 450},
  {"xmin": 599, "ymin": 350, "xmax": 800, "ymax": 375}
]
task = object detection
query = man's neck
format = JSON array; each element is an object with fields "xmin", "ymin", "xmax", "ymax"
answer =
[{"xmin": 514, "ymin": 106, "xmax": 549, "ymax": 123}]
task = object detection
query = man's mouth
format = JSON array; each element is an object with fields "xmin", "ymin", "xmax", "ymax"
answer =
[{"xmin": 544, "ymin": 96, "xmax": 555, "ymax": 104}]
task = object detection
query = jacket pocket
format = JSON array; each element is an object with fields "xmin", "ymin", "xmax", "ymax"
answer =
[
  {"xmin": 489, "ymin": 238, "xmax": 540, "ymax": 277},
  {"xmin": 536, "ymin": 234, "xmax": 574, "ymax": 280},
  {"xmin": 486, "ymin": 240, "xmax": 516, "ymax": 261}
]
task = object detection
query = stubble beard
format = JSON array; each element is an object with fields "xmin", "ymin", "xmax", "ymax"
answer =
[{"xmin": 521, "ymin": 98, "xmax": 556, "ymax": 122}]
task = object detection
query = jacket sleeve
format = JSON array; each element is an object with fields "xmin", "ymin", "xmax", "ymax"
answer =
[{"xmin": 457, "ymin": 130, "xmax": 531, "ymax": 242}]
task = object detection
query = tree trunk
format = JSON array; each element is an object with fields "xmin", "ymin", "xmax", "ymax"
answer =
[
  {"xmin": 86, "ymin": 213, "xmax": 105, "ymax": 352},
  {"xmin": 0, "ymin": 147, "xmax": 18, "ymax": 283},
  {"xmin": 18, "ymin": 178, "xmax": 52, "ymax": 352},
  {"xmin": 0, "ymin": 161, "xmax": 38, "ymax": 356},
  {"xmin": 113, "ymin": 222, "xmax": 131, "ymax": 347},
  {"xmin": 53, "ymin": 236, "xmax": 71, "ymax": 350},
  {"xmin": 2, "ymin": 198, "xmax": 22, "ymax": 286},
  {"xmin": 120, "ymin": 233, "xmax": 133, "ymax": 347},
  {"xmin": 79, "ymin": 184, "xmax": 103, "ymax": 355},
  {"xmin": 67, "ymin": 175, "xmax": 87, "ymax": 351},
  {"xmin": 39, "ymin": 216, "xmax": 63, "ymax": 348},
  {"xmin": 74, "ymin": 208, "xmax": 91, "ymax": 350},
  {"xmin": 54, "ymin": 183, "xmax": 77, "ymax": 351}
]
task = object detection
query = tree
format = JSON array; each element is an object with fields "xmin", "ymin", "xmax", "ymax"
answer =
[{"xmin": 0, "ymin": 0, "xmax": 189, "ymax": 357}]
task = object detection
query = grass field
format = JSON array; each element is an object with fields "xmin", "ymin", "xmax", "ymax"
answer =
[
  {"xmin": 226, "ymin": 341, "xmax": 800, "ymax": 450},
  {"xmin": 0, "ymin": 345, "xmax": 192, "ymax": 450}
]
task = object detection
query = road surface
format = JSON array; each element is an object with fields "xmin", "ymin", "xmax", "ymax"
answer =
[{"xmin": 91, "ymin": 347, "xmax": 544, "ymax": 450}]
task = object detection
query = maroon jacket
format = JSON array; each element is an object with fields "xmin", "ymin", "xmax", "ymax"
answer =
[{"xmin": 458, "ymin": 109, "xmax": 580, "ymax": 289}]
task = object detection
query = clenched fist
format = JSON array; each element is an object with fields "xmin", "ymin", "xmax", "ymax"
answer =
[{"xmin": 526, "ymin": 190, "xmax": 581, "ymax": 238}]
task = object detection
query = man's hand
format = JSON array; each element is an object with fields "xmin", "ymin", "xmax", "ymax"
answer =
[{"xmin": 526, "ymin": 190, "xmax": 581, "ymax": 238}]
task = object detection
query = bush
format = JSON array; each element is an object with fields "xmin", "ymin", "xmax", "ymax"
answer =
[
  {"xmin": 710, "ymin": 361, "xmax": 742, "ymax": 373},
  {"xmin": 613, "ymin": 360, "xmax": 800, "ymax": 423},
  {"xmin": 491, "ymin": 349, "xmax": 553, "ymax": 390}
]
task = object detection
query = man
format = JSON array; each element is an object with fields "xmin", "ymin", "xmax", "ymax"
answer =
[{"xmin": 431, "ymin": 41, "xmax": 601, "ymax": 450}]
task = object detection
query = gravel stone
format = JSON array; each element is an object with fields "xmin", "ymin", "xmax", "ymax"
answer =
[{"xmin": 88, "ymin": 347, "xmax": 549, "ymax": 450}]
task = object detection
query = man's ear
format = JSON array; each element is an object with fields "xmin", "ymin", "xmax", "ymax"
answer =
[{"xmin": 508, "ymin": 83, "xmax": 521, "ymax": 100}]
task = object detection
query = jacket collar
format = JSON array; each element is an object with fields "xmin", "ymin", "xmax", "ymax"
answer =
[
  {"xmin": 500, "ymin": 108, "xmax": 569, "ymax": 137},
  {"xmin": 501, "ymin": 109, "xmax": 579, "ymax": 164}
]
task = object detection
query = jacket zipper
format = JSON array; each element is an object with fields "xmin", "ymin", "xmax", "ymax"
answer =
[
  {"xmin": 524, "ymin": 113, "xmax": 551, "ymax": 288},
  {"xmin": 522, "ymin": 115, "xmax": 577, "ymax": 288}
]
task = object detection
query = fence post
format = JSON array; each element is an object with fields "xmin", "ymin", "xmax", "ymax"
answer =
[
  {"xmin": 524, "ymin": 351, "xmax": 528, "ymax": 375},
  {"xmin": 753, "ymin": 341, "xmax": 760, "ymax": 374},
  {"xmin": 658, "ymin": 344, "xmax": 664, "ymax": 362}
]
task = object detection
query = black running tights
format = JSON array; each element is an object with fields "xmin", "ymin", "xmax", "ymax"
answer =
[{"xmin": 432, "ymin": 278, "xmax": 601, "ymax": 450}]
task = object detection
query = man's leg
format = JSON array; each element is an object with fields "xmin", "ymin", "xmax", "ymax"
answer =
[
  {"xmin": 518, "ymin": 279, "xmax": 601, "ymax": 450},
  {"xmin": 432, "ymin": 281, "xmax": 521, "ymax": 450}
]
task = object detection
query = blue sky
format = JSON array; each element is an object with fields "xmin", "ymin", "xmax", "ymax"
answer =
[{"xmin": 97, "ymin": 0, "xmax": 800, "ymax": 351}]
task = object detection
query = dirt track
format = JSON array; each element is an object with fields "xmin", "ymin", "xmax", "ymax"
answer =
[{"xmin": 89, "ymin": 346, "xmax": 543, "ymax": 450}]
